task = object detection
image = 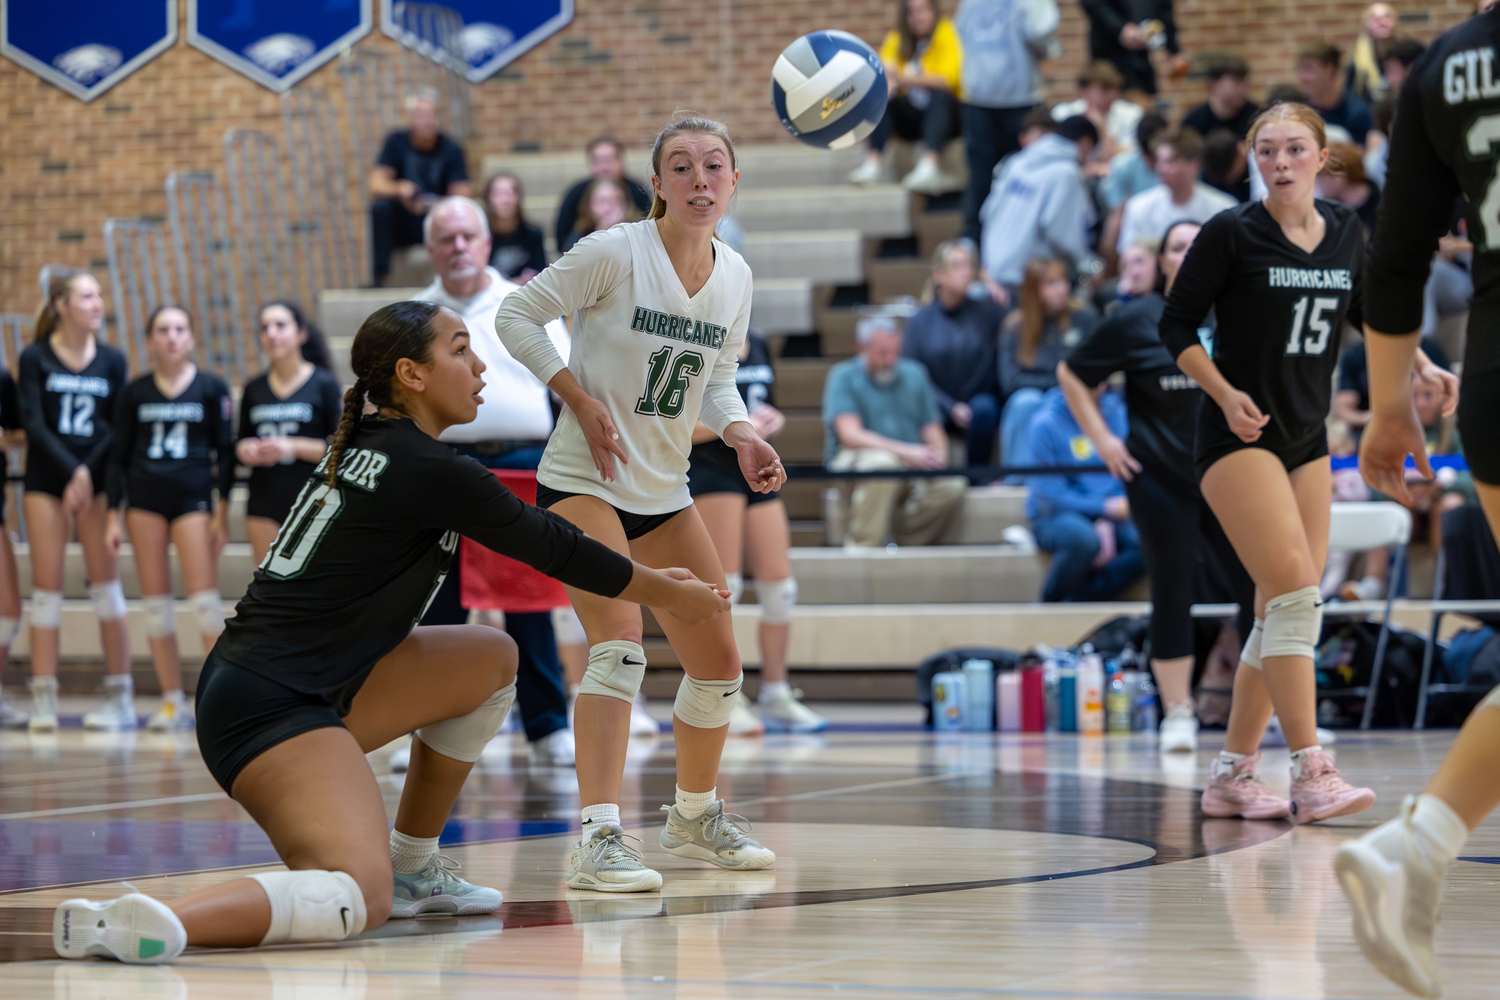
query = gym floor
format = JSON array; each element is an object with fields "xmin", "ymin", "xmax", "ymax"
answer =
[{"xmin": 1, "ymin": 701, "xmax": 1497, "ymax": 999}]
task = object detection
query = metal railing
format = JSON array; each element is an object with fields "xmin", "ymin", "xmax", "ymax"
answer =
[
  {"xmin": 102, "ymin": 217, "xmax": 174, "ymax": 373},
  {"xmin": 167, "ymin": 172, "xmax": 248, "ymax": 387}
]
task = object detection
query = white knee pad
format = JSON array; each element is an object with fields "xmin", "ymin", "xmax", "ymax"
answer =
[
  {"xmin": 142, "ymin": 595, "xmax": 176, "ymax": 638},
  {"xmin": 1481, "ymin": 685, "xmax": 1500, "ymax": 712},
  {"xmin": 1261, "ymin": 586, "xmax": 1324, "ymax": 661},
  {"xmin": 578, "ymin": 640, "xmax": 647, "ymax": 704},
  {"xmin": 416, "ymin": 680, "xmax": 516, "ymax": 762},
  {"xmin": 30, "ymin": 590, "xmax": 62, "ymax": 629},
  {"xmin": 756, "ymin": 577, "xmax": 798, "ymax": 624},
  {"xmin": 190, "ymin": 589, "xmax": 224, "ymax": 634},
  {"xmin": 1241, "ymin": 619, "xmax": 1265, "ymax": 670},
  {"xmin": 89, "ymin": 580, "xmax": 127, "ymax": 622},
  {"xmin": 673, "ymin": 673, "xmax": 743, "ymax": 729},
  {"xmin": 0, "ymin": 615, "xmax": 18, "ymax": 647},
  {"xmin": 552, "ymin": 605, "xmax": 587, "ymax": 646},
  {"xmin": 249, "ymin": 870, "xmax": 367, "ymax": 945},
  {"xmin": 725, "ymin": 572, "xmax": 744, "ymax": 605}
]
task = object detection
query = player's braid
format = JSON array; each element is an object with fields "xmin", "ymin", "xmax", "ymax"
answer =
[{"xmin": 324, "ymin": 300, "xmax": 442, "ymax": 487}]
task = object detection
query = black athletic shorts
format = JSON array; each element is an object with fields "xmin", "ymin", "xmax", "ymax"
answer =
[
  {"xmin": 535, "ymin": 484, "xmax": 688, "ymax": 541},
  {"xmin": 1193, "ymin": 420, "xmax": 1329, "ymax": 483},
  {"xmin": 687, "ymin": 442, "xmax": 776, "ymax": 506},
  {"xmin": 24, "ymin": 457, "xmax": 93, "ymax": 500},
  {"xmin": 1459, "ymin": 363, "xmax": 1500, "ymax": 486},
  {"xmin": 127, "ymin": 469, "xmax": 212, "ymax": 522},
  {"xmin": 196, "ymin": 649, "xmax": 344, "ymax": 793}
]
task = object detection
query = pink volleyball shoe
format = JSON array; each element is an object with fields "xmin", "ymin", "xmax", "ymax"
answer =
[
  {"xmin": 1289, "ymin": 749, "xmax": 1376, "ymax": 824},
  {"xmin": 1201, "ymin": 753, "xmax": 1292, "ymax": 820}
]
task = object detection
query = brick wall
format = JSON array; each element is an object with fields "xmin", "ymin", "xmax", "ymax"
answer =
[{"xmin": 0, "ymin": 0, "xmax": 1476, "ymax": 327}]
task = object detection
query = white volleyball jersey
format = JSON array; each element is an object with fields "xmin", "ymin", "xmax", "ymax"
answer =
[{"xmin": 496, "ymin": 220, "xmax": 752, "ymax": 514}]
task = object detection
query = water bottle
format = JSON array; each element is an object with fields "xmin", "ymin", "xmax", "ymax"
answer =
[
  {"xmin": 1133, "ymin": 672, "xmax": 1159, "ymax": 733},
  {"xmin": 932, "ymin": 672, "xmax": 967, "ymax": 732},
  {"xmin": 1057, "ymin": 665, "xmax": 1078, "ymax": 733},
  {"xmin": 1077, "ymin": 651, "xmax": 1104, "ymax": 734},
  {"xmin": 1020, "ymin": 664, "xmax": 1045, "ymax": 732},
  {"xmin": 1107, "ymin": 668, "xmax": 1131, "ymax": 732},
  {"xmin": 961, "ymin": 659, "xmax": 994, "ymax": 731},
  {"xmin": 997, "ymin": 670, "xmax": 1021, "ymax": 732}
]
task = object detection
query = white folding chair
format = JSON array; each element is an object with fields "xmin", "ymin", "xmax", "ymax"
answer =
[{"xmin": 1324, "ymin": 502, "xmax": 1413, "ymax": 729}]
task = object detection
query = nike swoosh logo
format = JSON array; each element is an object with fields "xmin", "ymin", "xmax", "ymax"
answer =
[
  {"xmin": 340, "ymin": 907, "xmax": 350, "ymax": 933},
  {"xmin": 623, "ymin": 656, "xmax": 645, "ymax": 666},
  {"xmin": 723, "ymin": 685, "xmax": 742, "ymax": 697}
]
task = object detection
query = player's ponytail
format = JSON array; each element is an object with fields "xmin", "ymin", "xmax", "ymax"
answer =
[
  {"xmin": 325, "ymin": 300, "xmax": 442, "ymax": 486},
  {"xmin": 34, "ymin": 267, "xmax": 91, "ymax": 343}
]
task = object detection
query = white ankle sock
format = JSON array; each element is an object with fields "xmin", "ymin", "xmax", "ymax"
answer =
[
  {"xmin": 390, "ymin": 830, "xmax": 439, "ymax": 874},
  {"xmin": 162, "ymin": 689, "xmax": 186, "ymax": 707},
  {"xmin": 759, "ymin": 681, "xmax": 790, "ymax": 703},
  {"xmin": 581, "ymin": 803, "xmax": 621, "ymax": 828},
  {"xmin": 1412, "ymin": 793, "xmax": 1468, "ymax": 861},
  {"xmin": 675, "ymin": 786, "xmax": 715, "ymax": 819},
  {"xmin": 104, "ymin": 674, "xmax": 133, "ymax": 697}
]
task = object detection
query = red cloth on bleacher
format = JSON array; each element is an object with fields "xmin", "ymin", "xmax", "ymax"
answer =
[{"xmin": 459, "ymin": 469, "xmax": 570, "ymax": 612}]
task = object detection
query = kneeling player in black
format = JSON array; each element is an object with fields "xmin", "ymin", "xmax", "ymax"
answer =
[
  {"xmin": 1161, "ymin": 103, "xmax": 1377, "ymax": 824},
  {"xmin": 106, "ymin": 306, "xmax": 234, "ymax": 731},
  {"xmin": 51, "ymin": 301, "xmax": 730, "ymax": 965}
]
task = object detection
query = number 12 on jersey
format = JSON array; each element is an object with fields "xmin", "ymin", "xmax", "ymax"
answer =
[
  {"xmin": 635, "ymin": 347, "xmax": 704, "ymax": 418},
  {"xmin": 1284, "ymin": 296, "xmax": 1339, "ymax": 356}
]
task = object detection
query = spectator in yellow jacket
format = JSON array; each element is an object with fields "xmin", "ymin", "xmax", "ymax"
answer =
[{"xmin": 849, "ymin": 0, "xmax": 965, "ymax": 195}]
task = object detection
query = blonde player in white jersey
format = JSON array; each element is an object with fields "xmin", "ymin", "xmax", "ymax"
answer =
[{"xmin": 497, "ymin": 116, "xmax": 784, "ymax": 892}]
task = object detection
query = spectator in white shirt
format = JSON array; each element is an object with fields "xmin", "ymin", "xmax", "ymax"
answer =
[
  {"xmin": 1116, "ymin": 127, "xmax": 1235, "ymax": 254},
  {"xmin": 1051, "ymin": 60, "xmax": 1144, "ymax": 167}
]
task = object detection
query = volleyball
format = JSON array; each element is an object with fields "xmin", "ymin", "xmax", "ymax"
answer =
[{"xmin": 771, "ymin": 30, "xmax": 888, "ymax": 150}]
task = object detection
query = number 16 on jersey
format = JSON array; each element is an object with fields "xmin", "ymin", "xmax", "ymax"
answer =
[{"xmin": 635, "ymin": 347, "xmax": 704, "ymax": 418}]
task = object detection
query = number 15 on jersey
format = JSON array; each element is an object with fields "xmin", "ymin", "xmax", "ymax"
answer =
[{"xmin": 1284, "ymin": 296, "xmax": 1339, "ymax": 356}]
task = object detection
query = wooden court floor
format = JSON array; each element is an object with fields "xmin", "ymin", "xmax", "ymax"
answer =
[{"xmin": 1, "ymin": 705, "xmax": 1498, "ymax": 999}]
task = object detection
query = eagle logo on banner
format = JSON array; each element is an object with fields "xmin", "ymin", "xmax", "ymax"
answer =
[
  {"xmin": 187, "ymin": 0, "xmax": 371, "ymax": 92},
  {"xmin": 2, "ymin": 0, "xmax": 177, "ymax": 101},
  {"xmin": 381, "ymin": 0, "xmax": 572, "ymax": 83}
]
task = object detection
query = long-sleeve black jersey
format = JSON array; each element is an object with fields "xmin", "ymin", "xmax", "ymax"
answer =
[
  {"xmin": 236, "ymin": 367, "xmax": 345, "ymax": 519},
  {"xmin": 17, "ymin": 340, "xmax": 129, "ymax": 488},
  {"xmin": 0, "ymin": 368, "xmax": 21, "ymax": 435},
  {"xmin": 215, "ymin": 416, "xmax": 636, "ymax": 712},
  {"xmin": 1160, "ymin": 200, "xmax": 1365, "ymax": 458},
  {"xmin": 1365, "ymin": 9, "xmax": 1500, "ymax": 377},
  {"xmin": 107, "ymin": 369, "xmax": 235, "ymax": 509}
]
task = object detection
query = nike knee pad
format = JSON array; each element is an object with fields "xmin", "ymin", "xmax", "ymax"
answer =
[
  {"xmin": 756, "ymin": 577, "xmax": 797, "ymax": 624},
  {"xmin": 1261, "ymin": 586, "xmax": 1324, "ymax": 661},
  {"xmin": 89, "ymin": 581, "xmax": 127, "ymax": 622},
  {"xmin": 1481, "ymin": 685, "xmax": 1500, "ymax": 712},
  {"xmin": 416, "ymin": 681, "xmax": 516, "ymax": 763},
  {"xmin": 249, "ymin": 870, "xmax": 367, "ymax": 945},
  {"xmin": 578, "ymin": 640, "xmax": 647, "ymax": 704},
  {"xmin": 1241, "ymin": 619, "xmax": 1265, "ymax": 670},
  {"xmin": 30, "ymin": 590, "xmax": 62, "ymax": 629},
  {"xmin": 190, "ymin": 589, "xmax": 224, "ymax": 634},
  {"xmin": 725, "ymin": 572, "xmax": 744, "ymax": 605},
  {"xmin": 551, "ymin": 605, "xmax": 587, "ymax": 646},
  {"xmin": 673, "ymin": 673, "xmax": 742, "ymax": 729},
  {"xmin": 142, "ymin": 595, "xmax": 176, "ymax": 639}
]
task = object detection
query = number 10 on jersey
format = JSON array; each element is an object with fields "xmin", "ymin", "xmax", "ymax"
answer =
[{"xmin": 635, "ymin": 347, "xmax": 704, "ymax": 418}]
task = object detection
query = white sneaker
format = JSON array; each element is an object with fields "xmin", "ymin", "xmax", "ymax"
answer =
[
  {"xmin": 532, "ymin": 727, "xmax": 576, "ymax": 767},
  {"xmin": 390, "ymin": 854, "xmax": 502, "ymax": 918},
  {"xmin": 1263, "ymin": 715, "xmax": 1336, "ymax": 747},
  {"xmin": 629, "ymin": 694, "xmax": 660, "ymax": 737},
  {"xmin": 728, "ymin": 694, "xmax": 764, "ymax": 736},
  {"xmin": 659, "ymin": 801, "xmax": 776, "ymax": 870},
  {"xmin": 146, "ymin": 699, "xmax": 193, "ymax": 733},
  {"xmin": 1336, "ymin": 795, "xmax": 1450, "ymax": 999},
  {"xmin": 0, "ymin": 691, "xmax": 27, "ymax": 729},
  {"xmin": 566, "ymin": 823, "xmax": 662, "ymax": 893},
  {"xmin": 53, "ymin": 894, "xmax": 186, "ymax": 964},
  {"xmin": 847, "ymin": 157, "xmax": 885, "ymax": 185},
  {"xmin": 29, "ymin": 677, "xmax": 59, "ymax": 733},
  {"xmin": 900, "ymin": 157, "xmax": 961, "ymax": 194},
  {"xmin": 1158, "ymin": 702, "xmax": 1198, "ymax": 753},
  {"xmin": 83, "ymin": 683, "xmax": 138, "ymax": 731},
  {"xmin": 758, "ymin": 686, "xmax": 827, "ymax": 733}
]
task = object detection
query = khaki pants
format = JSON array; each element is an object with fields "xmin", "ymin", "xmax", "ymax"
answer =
[{"xmin": 830, "ymin": 448, "xmax": 968, "ymax": 547}]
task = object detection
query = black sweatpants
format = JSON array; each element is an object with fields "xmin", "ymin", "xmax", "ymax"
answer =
[
  {"xmin": 869, "ymin": 91, "xmax": 962, "ymax": 153},
  {"xmin": 370, "ymin": 198, "xmax": 426, "ymax": 282},
  {"xmin": 960, "ymin": 103, "xmax": 1034, "ymax": 242}
]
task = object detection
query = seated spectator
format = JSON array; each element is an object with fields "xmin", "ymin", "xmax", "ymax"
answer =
[
  {"xmin": 1025, "ymin": 385, "xmax": 1144, "ymax": 601},
  {"xmin": 1111, "ymin": 238, "xmax": 1158, "ymax": 307},
  {"xmin": 1101, "ymin": 111, "xmax": 1167, "ymax": 211},
  {"xmin": 998, "ymin": 258, "xmax": 1099, "ymax": 466},
  {"xmin": 1365, "ymin": 38, "xmax": 1426, "ymax": 186},
  {"xmin": 1051, "ymin": 61, "xmax": 1145, "ymax": 166},
  {"xmin": 1117, "ymin": 127, "xmax": 1235, "ymax": 254},
  {"xmin": 554, "ymin": 137, "xmax": 652, "ymax": 251},
  {"xmin": 1347, "ymin": 2, "xmax": 1398, "ymax": 104},
  {"xmin": 1201, "ymin": 127, "xmax": 1250, "ymax": 202},
  {"xmin": 1296, "ymin": 41, "xmax": 1375, "ymax": 146},
  {"xmin": 1381, "ymin": 35, "xmax": 1426, "ymax": 93},
  {"xmin": 823, "ymin": 317, "xmax": 968, "ymax": 547},
  {"xmin": 1425, "ymin": 222, "xmax": 1475, "ymax": 339},
  {"xmin": 482, "ymin": 173, "xmax": 546, "ymax": 284},
  {"xmin": 1333, "ymin": 334, "xmax": 1451, "ymax": 434},
  {"xmin": 1080, "ymin": 0, "xmax": 1185, "ymax": 96},
  {"xmin": 849, "ymin": 0, "xmax": 964, "ymax": 194},
  {"xmin": 368, "ymin": 89, "xmax": 470, "ymax": 286},
  {"xmin": 979, "ymin": 110, "xmax": 1100, "ymax": 294},
  {"xmin": 1319, "ymin": 142, "xmax": 1380, "ymax": 234},
  {"xmin": 561, "ymin": 177, "xmax": 640, "ymax": 252},
  {"xmin": 1182, "ymin": 54, "xmax": 1260, "ymax": 140},
  {"xmin": 903, "ymin": 238, "xmax": 1004, "ymax": 466}
]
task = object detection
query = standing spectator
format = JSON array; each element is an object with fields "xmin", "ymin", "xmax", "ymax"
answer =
[
  {"xmin": 998, "ymin": 258, "xmax": 1099, "ymax": 466},
  {"xmin": 903, "ymin": 239, "xmax": 1004, "ymax": 466},
  {"xmin": 411, "ymin": 196, "xmax": 581, "ymax": 767},
  {"xmin": 1296, "ymin": 42, "xmax": 1375, "ymax": 146},
  {"xmin": 368, "ymin": 90, "xmax": 470, "ymax": 286},
  {"xmin": 553, "ymin": 138, "xmax": 652, "ymax": 252},
  {"xmin": 1117, "ymin": 127, "xmax": 1236, "ymax": 253},
  {"xmin": 823, "ymin": 317, "xmax": 968, "ymax": 547},
  {"xmin": 1079, "ymin": 0, "xmax": 1187, "ymax": 96},
  {"xmin": 1348, "ymin": 2, "xmax": 1398, "ymax": 103},
  {"xmin": 1025, "ymin": 385, "xmax": 1144, "ymax": 601},
  {"xmin": 561, "ymin": 177, "xmax": 641, "ymax": 253},
  {"xmin": 954, "ymin": 0, "xmax": 1062, "ymax": 241},
  {"xmin": 1201, "ymin": 128, "xmax": 1251, "ymax": 202},
  {"xmin": 1319, "ymin": 143, "xmax": 1381, "ymax": 234},
  {"xmin": 850, "ymin": 0, "xmax": 965, "ymax": 194},
  {"xmin": 1182, "ymin": 55, "xmax": 1260, "ymax": 140},
  {"xmin": 1102, "ymin": 111, "xmax": 1167, "ymax": 210},
  {"xmin": 979, "ymin": 112, "xmax": 1099, "ymax": 292},
  {"xmin": 1051, "ymin": 60, "xmax": 1144, "ymax": 162},
  {"xmin": 482, "ymin": 173, "xmax": 547, "ymax": 284}
]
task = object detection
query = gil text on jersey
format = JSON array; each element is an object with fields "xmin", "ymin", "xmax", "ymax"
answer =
[{"xmin": 1444, "ymin": 47, "xmax": 1500, "ymax": 104}]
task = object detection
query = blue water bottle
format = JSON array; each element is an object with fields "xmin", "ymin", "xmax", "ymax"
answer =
[
  {"xmin": 932, "ymin": 672, "xmax": 967, "ymax": 732},
  {"xmin": 1058, "ymin": 666, "xmax": 1078, "ymax": 733},
  {"xmin": 961, "ymin": 658, "xmax": 994, "ymax": 731}
]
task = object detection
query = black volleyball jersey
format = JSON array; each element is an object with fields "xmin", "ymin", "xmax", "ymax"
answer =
[
  {"xmin": 17, "ymin": 340, "xmax": 129, "ymax": 482},
  {"xmin": 236, "ymin": 367, "xmax": 344, "ymax": 505},
  {"xmin": 689, "ymin": 334, "xmax": 774, "ymax": 469},
  {"xmin": 1366, "ymin": 9, "xmax": 1500, "ymax": 374},
  {"xmin": 215, "ymin": 416, "xmax": 635, "ymax": 711},
  {"xmin": 1067, "ymin": 293, "xmax": 1205, "ymax": 496},
  {"xmin": 0, "ymin": 369, "xmax": 21, "ymax": 434},
  {"xmin": 106, "ymin": 370, "xmax": 235, "ymax": 507},
  {"xmin": 1160, "ymin": 200, "xmax": 1365, "ymax": 457}
]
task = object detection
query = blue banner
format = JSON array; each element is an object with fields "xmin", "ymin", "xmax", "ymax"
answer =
[
  {"xmin": 380, "ymin": 0, "xmax": 572, "ymax": 83},
  {"xmin": 2, "ymin": 0, "xmax": 175, "ymax": 101},
  {"xmin": 188, "ymin": 0, "xmax": 371, "ymax": 91}
]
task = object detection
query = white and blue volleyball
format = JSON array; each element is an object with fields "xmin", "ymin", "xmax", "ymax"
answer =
[{"xmin": 771, "ymin": 30, "xmax": 888, "ymax": 150}]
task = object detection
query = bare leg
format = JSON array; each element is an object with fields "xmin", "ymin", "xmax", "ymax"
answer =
[
  {"xmin": 126, "ymin": 509, "xmax": 182, "ymax": 694},
  {"xmin": 76, "ymin": 494, "xmax": 130, "ymax": 678},
  {"xmin": 245, "ymin": 516, "xmax": 281, "ymax": 566},
  {"xmin": 23, "ymin": 493, "xmax": 67, "ymax": 679},
  {"xmin": 172, "ymin": 511, "xmax": 223, "ymax": 649}
]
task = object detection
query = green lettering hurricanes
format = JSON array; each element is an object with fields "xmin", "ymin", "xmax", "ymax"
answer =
[{"xmin": 630, "ymin": 304, "xmax": 727, "ymax": 350}]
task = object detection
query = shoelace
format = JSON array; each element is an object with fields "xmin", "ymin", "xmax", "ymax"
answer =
[
  {"xmin": 424, "ymin": 854, "xmax": 469, "ymax": 886},
  {"xmin": 704, "ymin": 809, "xmax": 756, "ymax": 845},
  {"xmin": 585, "ymin": 830, "xmax": 645, "ymax": 867}
]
